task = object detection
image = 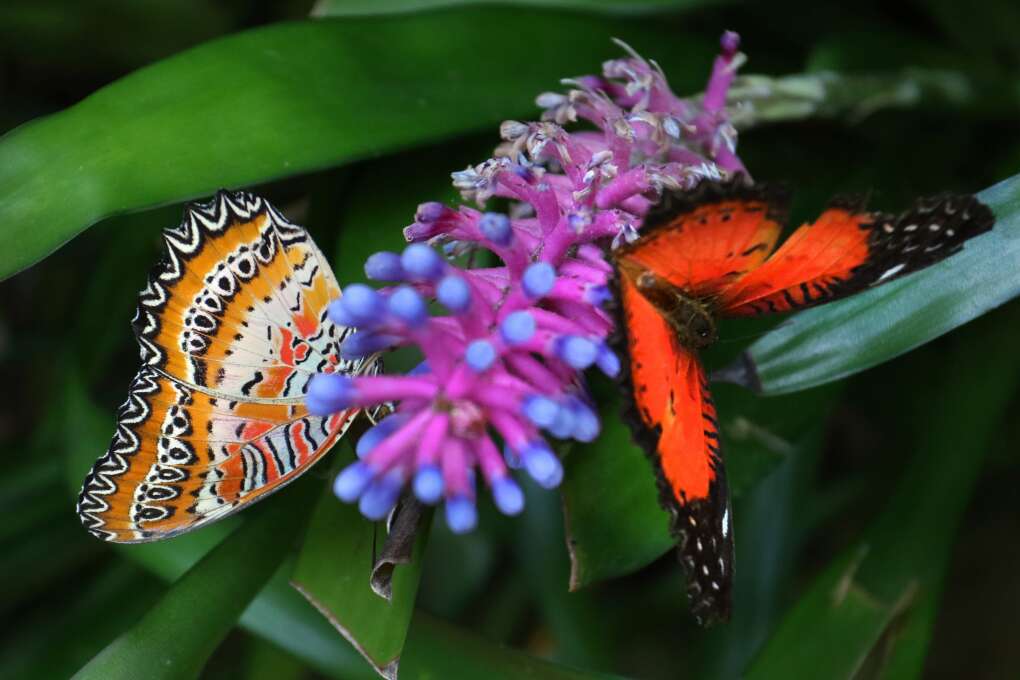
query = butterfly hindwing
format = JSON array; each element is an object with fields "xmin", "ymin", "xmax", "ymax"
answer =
[
  {"xmin": 719, "ymin": 193, "xmax": 994, "ymax": 316},
  {"xmin": 610, "ymin": 276, "xmax": 734, "ymax": 624},
  {"xmin": 78, "ymin": 191, "xmax": 372, "ymax": 542},
  {"xmin": 77, "ymin": 367, "xmax": 360, "ymax": 542}
]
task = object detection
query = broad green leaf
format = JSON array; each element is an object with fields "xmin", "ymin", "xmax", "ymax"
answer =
[
  {"xmin": 73, "ymin": 487, "xmax": 307, "ymax": 680},
  {"xmin": 746, "ymin": 173, "xmax": 1020, "ymax": 394},
  {"xmin": 312, "ymin": 0, "xmax": 722, "ymax": 17},
  {"xmin": 747, "ymin": 304, "xmax": 1020, "ymax": 678},
  {"xmin": 562, "ymin": 376, "xmax": 838, "ymax": 589},
  {"xmin": 401, "ymin": 611, "xmax": 624, "ymax": 679},
  {"xmin": 291, "ymin": 449, "xmax": 430, "ymax": 679},
  {"xmin": 0, "ymin": 11, "xmax": 712, "ymax": 280}
]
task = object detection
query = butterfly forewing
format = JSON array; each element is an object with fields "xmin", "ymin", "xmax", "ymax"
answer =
[
  {"xmin": 78, "ymin": 191, "xmax": 370, "ymax": 542},
  {"xmin": 610, "ymin": 275, "xmax": 734, "ymax": 624}
]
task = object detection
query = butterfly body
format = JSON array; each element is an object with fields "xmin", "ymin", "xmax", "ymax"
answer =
[{"xmin": 609, "ymin": 177, "xmax": 994, "ymax": 625}]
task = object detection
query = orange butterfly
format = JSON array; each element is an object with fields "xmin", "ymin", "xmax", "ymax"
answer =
[
  {"xmin": 77, "ymin": 191, "xmax": 377, "ymax": 543},
  {"xmin": 608, "ymin": 178, "xmax": 994, "ymax": 625}
]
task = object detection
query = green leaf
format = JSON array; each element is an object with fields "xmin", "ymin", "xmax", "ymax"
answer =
[
  {"xmin": 562, "ymin": 375, "xmax": 838, "ymax": 589},
  {"xmin": 291, "ymin": 448, "xmax": 430, "ymax": 679},
  {"xmin": 0, "ymin": 10, "xmax": 712, "ymax": 281},
  {"xmin": 746, "ymin": 304, "xmax": 1020, "ymax": 679},
  {"xmin": 747, "ymin": 173, "xmax": 1020, "ymax": 394},
  {"xmin": 312, "ymin": 0, "xmax": 722, "ymax": 18},
  {"xmin": 73, "ymin": 487, "xmax": 307, "ymax": 680},
  {"xmin": 401, "ymin": 612, "xmax": 624, "ymax": 679}
]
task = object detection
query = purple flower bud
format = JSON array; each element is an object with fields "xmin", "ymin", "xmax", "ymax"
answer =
[
  {"xmin": 416, "ymin": 201, "xmax": 447, "ymax": 223},
  {"xmin": 491, "ymin": 476, "xmax": 524, "ymax": 515},
  {"xmin": 445, "ymin": 496, "xmax": 478, "ymax": 534},
  {"xmin": 584, "ymin": 284, "xmax": 612, "ymax": 306},
  {"xmin": 307, "ymin": 373, "xmax": 355, "ymax": 415},
  {"xmin": 437, "ymin": 275, "xmax": 471, "ymax": 312},
  {"xmin": 479, "ymin": 212, "xmax": 512, "ymax": 245},
  {"xmin": 364, "ymin": 251, "xmax": 405, "ymax": 281},
  {"xmin": 721, "ymin": 30, "xmax": 740, "ymax": 56},
  {"xmin": 339, "ymin": 284, "xmax": 385, "ymax": 326},
  {"xmin": 401, "ymin": 244, "xmax": 444, "ymax": 281},
  {"xmin": 356, "ymin": 415, "xmax": 405, "ymax": 458},
  {"xmin": 596, "ymin": 344, "xmax": 621, "ymax": 377},
  {"xmin": 522, "ymin": 262, "xmax": 556, "ymax": 298},
  {"xmin": 465, "ymin": 340, "xmax": 497, "ymax": 372},
  {"xmin": 557, "ymin": 335, "xmax": 598, "ymax": 369},
  {"xmin": 339, "ymin": 331, "xmax": 397, "ymax": 360},
  {"xmin": 388, "ymin": 286, "xmax": 428, "ymax": 327},
  {"xmin": 413, "ymin": 465, "xmax": 444, "ymax": 504},
  {"xmin": 359, "ymin": 469, "xmax": 404, "ymax": 520},
  {"xmin": 523, "ymin": 395, "xmax": 559, "ymax": 428},
  {"xmin": 333, "ymin": 461, "xmax": 373, "ymax": 502},
  {"xmin": 501, "ymin": 311, "xmax": 535, "ymax": 345},
  {"xmin": 522, "ymin": 443, "xmax": 563, "ymax": 489}
]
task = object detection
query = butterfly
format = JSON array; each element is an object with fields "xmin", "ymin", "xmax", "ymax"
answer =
[
  {"xmin": 607, "ymin": 177, "xmax": 994, "ymax": 625},
  {"xmin": 77, "ymin": 190, "xmax": 377, "ymax": 543}
]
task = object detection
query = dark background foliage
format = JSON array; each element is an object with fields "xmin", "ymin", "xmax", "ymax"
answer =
[{"xmin": 1, "ymin": 1, "xmax": 1018, "ymax": 678}]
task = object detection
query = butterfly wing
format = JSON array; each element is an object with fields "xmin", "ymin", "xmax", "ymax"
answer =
[
  {"xmin": 719, "ymin": 193, "xmax": 994, "ymax": 316},
  {"xmin": 610, "ymin": 275, "xmax": 734, "ymax": 625},
  {"xmin": 615, "ymin": 179, "xmax": 788, "ymax": 297},
  {"xmin": 77, "ymin": 191, "xmax": 370, "ymax": 542}
]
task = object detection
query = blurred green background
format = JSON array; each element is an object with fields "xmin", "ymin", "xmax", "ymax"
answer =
[{"xmin": 1, "ymin": 1, "xmax": 1019, "ymax": 678}]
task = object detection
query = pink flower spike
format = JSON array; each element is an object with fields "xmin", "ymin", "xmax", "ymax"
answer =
[{"xmin": 308, "ymin": 36, "xmax": 749, "ymax": 530}]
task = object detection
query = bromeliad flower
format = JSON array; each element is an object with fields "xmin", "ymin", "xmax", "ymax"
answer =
[{"xmin": 306, "ymin": 32, "xmax": 749, "ymax": 532}]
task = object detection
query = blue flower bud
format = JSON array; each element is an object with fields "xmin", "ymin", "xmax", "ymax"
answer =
[
  {"xmin": 339, "ymin": 331, "xmax": 397, "ymax": 360},
  {"xmin": 566, "ymin": 397, "xmax": 600, "ymax": 442},
  {"xmin": 522, "ymin": 262, "xmax": 556, "ymax": 299},
  {"xmin": 491, "ymin": 477, "xmax": 524, "ymax": 516},
  {"xmin": 523, "ymin": 395, "xmax": 559, "ymax": 429},
  {"xmin": 413, "ymin": 465, "xmax": 444, "ymax": 504},
  {"xmin": 501, "ymin": 311, "xmax": 535, "ymax": 345},
  {"xmin": 358, "ymin": 470, "xmax": 403, "ymax": 520},
  {"xmin": 338, "ymin": 284, "xmax": 385, "ymax": 326},
  {"xmin": 356, "ymin": 415, "xmax": 405, "ymax": 458},
  {"xmin": 503, "ymin": 444, "xmax": 522, "ymax": 469},
  {"xmin": 479, "ymin": 212, "xmax": 512, "ymax": 245},
  {"xmin": 388, "ymin": 286, "xmax": 428, "ymax": 327},
  {"xmin": 548, "ymin": 403, "xmax": 575, "ymax": 439},
  {"xmin": 333, "ymin": 462, "xmax": 373, "ymax": 502},
  {"xmin": 306, "ymin": 373, "xmax": 354, "ymax": 415},
  {"xmin": 401, "ymin": 244, "xmax": 444, "ymax": 281},
  {"xmin": 437, "ymin": 275, "xmax": 471, "ymax": 312},
  {"xmin": 584, "ymin": 284, "xmax": 612, "ymax": 306},
  {"xmin": 522, "ymin": 443, "xmax": 563, "ymax": 489},
  {"xmin": 327, "ymin": 298, "xmax": 356, "ymax": 327},
  {"xmin": 445, "ymin": 496, "xmax": 478, "ymax": 534},
  {"xmin": 465, "ymin": 340, "xmax": 497, "ymax": 372},
  {"xmin": 596, "ymin": 344, "xmax": 621, "ymax": 377},
  {"xmin": 364, "ymin": 251, "xmax": 405, "ymax": 281},
  {"xmin": 557, "ymin": 335, "xmax": 598, "ymax": 369}
]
